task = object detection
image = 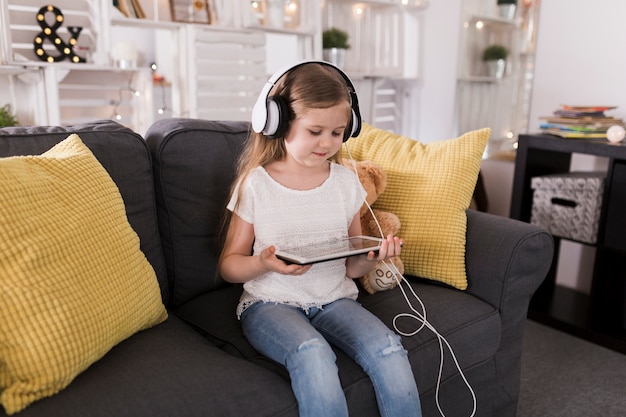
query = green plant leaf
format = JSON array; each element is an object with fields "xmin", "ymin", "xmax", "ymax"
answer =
[
  {"xmin": 0, "ymin": 104, "xmax": 19, "ymax": 127},
  {"xmin": 322, "ymin": 27, "xmax": 350, "ymax": 49},
  {"xmin": 482, "ymin": 44, "xmax": 509, "ymax": 61}
]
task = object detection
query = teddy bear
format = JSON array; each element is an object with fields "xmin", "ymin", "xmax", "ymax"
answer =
[{"xmin": 341, "ymin": 159, "xmax": 405, "ymax": 294}]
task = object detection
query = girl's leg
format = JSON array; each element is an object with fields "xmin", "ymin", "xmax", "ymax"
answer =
[
  {"xmin": 312, "ymin": 298, "xmax": 422, "ymax": 417},
  {"xmin": 241, "ymin": 302, "xmax": 349, "ymax": 417}
]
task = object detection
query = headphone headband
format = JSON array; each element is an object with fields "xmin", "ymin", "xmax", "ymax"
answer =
[{"xmin": 251, "ymin": 60, "xmax": 362, "ymax": 141}]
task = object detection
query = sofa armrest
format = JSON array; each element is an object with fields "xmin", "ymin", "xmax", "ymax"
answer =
[
  {"xmin": 465, "ymin": 209, "xmax": 553, "ymax": 309},
  {"xmin": 464, "ymin": 209, "xmax": 553, "ymax": 416}
]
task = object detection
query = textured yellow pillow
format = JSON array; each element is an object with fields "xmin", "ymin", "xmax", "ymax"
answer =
[
  {"xmin": 0, "ymin": 134, "xmax": 168, "ymax": 414},
  {"xmin": 343, "ymin": 124, "xmax": 490, "ymax": 289}
]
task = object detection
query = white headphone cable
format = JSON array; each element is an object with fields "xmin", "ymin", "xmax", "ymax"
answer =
[
  {"xmin": 385, "ymin": 258, "xmax": 477, "ymax": 417},
  {"xmin": 343, "ymin": 142, "xmax": 477, "ymax": 417}
]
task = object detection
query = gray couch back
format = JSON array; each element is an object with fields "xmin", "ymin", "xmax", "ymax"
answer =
[
  {"xmin": 145, "ymin": 118, "xmax": 248, "ymax": 307},
  {"xmin": 0, "ymin": 120, "xmax": 170, "ymax": 305}
]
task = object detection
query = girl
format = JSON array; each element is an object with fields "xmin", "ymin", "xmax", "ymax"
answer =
[{"xmin": 219, "ymin": 61, "xmax": 422, "ymax": 417}]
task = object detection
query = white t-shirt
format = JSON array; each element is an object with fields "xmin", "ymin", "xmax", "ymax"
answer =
[{"xmin": 227, "ymin": 162, "xmax": 367, "ymax": 317}]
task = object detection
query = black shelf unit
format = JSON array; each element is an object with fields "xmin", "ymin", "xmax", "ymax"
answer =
[{"xmin": 511, "ymin": 134, "xmax": 626, "ymax": 354}]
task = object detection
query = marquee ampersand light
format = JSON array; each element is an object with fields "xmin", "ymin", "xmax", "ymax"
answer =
[{"xmin": 33, "ymin": 5, "xmax": 86, "ymax": 63}]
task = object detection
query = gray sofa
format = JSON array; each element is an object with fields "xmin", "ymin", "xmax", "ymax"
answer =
[{"xmin": 0, "ymin": 118, "xmax": 553, "ymax": 417}]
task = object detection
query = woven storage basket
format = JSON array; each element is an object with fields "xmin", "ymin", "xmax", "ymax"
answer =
[{"xmin": 530, "ymin": 172, "xmax": 605, "ymax": 244}]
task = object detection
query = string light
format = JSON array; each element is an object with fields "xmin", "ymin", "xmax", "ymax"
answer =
[
  {"xmin": 151, "ymin": 62, "xmax": 170, "ymax": 116},
  {"xmin": 110, "ymin": 71, "xmax": 141, "ymax": 122}
]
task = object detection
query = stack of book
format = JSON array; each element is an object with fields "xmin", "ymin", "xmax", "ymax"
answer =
[{"xmin": 540, "ymin": 105, "xmax": 624, "ymax": 138}]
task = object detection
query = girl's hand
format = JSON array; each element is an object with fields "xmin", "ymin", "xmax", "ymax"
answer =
[
  {"xmin": 260, "ymin": 246, "xmax": 312, "ymax": 276},
  {"xmin": 367, "ymin": 234, "xmax": 403, "ymax": 262},
  {"xmin": 346, "ymin": 234, "xmax": 403, "ymax": 279}
]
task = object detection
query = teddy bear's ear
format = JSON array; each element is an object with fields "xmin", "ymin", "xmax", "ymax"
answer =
[{"xmin": 363, "ymin": 161, "xmax": 387, "ymax": 196}]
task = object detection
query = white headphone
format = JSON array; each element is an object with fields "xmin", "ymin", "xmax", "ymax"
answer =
[{"xmin": 251, "ymin": 60, "xmax": 362, "ymax": 141}]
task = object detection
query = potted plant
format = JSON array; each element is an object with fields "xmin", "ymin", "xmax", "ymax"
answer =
[
  {"xmin": 482, "ymin": 44, "xmax": 509, "ymax": 78},
  {"xmin": 322, "ymin": 27, "xmax": 350, "ymax": 69},
  {"xmin": 0, "ymin": 104, "xmax": 19, "ymax": 127},
  {"xmin": 497, "ymin": 0, "xmax": 517, "ymax": 19}
]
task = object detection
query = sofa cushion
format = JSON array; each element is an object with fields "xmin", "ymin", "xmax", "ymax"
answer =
[
  {"xmin": 145, "ymin": 118, "xmax": 248, "ymax": 306},
  {"xmin": 175, "ymin": 281, "xmax": 501, "ymax": 404},
  {"xmin": 359, "ymin": 281, "xmax": 501, "ymax": 388},
  {"xmin": 342, "ymin": 124, "xmax": 490, "ymax": 290},
  {"xmin": 0, "ymin": 316, "xmax": 298, "ymax": 417},
  {"xmin": 0, "ymin": 120, "xmax": 168, "ymax": 303},
  {"xmin": 0, "ymin": 134, "xmax": 168, "ymax": 414}
]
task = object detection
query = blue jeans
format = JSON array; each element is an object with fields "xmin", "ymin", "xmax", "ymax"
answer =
[{"xmin": 241, "ymin": 298, "xmax": 422, "ymax": 417}]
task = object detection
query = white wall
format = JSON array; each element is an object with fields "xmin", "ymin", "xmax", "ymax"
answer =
[
  {"xmin": 416, "ymin": 0, "xmax": 464, "ymax": 142},
  {"xmin": 528, "ymin": 0, "xmax": 626, "ymax": 292},
  {"xmin": 529, "ymin": 0, "xmax": 626, "ymax": 129}
]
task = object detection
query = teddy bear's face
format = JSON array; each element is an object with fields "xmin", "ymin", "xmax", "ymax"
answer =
[{"xmin": 362, "ymin": 257, "xmax": 403, "ymax": 294}]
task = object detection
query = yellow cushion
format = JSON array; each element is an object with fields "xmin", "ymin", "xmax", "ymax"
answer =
[
  {"xmin": 343, "ymin": 124, "xmax": 490, "ymax": 290},
  {"xmin": 0, "ymin": 134, "xmax": 168, "ymax": 414}
]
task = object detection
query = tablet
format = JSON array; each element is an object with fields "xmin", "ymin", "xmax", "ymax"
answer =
[{"xmin": 275, "ymin": 236, "xmax": 383, "ymax": 265}]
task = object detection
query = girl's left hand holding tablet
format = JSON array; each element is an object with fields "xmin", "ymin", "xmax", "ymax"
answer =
[
  {"xmin": 261, "ymin": 245, "xmax": 313, "ymax": 276},
  {"xmin": 219, "ymin": 215, "xmax": 312, "ymax": 283}
]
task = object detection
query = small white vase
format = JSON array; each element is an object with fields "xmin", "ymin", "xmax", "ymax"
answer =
[
  {"xmin": 486, "ymin": 59, "xmax": 506, "ymax": 78},
  {"xmin": 322, "ymin": 48, "xmax": 346, "ymax": 69},
  {"xmin": 498, "ymin": 4, "xmax": 516, "ymax": 19}
]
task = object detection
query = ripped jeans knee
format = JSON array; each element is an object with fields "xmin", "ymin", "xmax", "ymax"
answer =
[
  {"xmin": 285, "ymin": 337, "xmax": 348, "ymax": 417},
  {"xmin": 380, "ymin": 333, "xmax": 406, "ymax": 356},
  {"xmin": 359, "ymin": 332, "xmax": 421, "ymax": 417}
]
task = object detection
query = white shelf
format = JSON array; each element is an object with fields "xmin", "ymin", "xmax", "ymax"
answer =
[
  {"xmin": 11, "ymin": 62, "xmax": 141, "ymax": 71},
  {"xmin": 0, "ymin": 65, "xmax": 35, "ymax": 76},
  {"xmin": 466, "ymin": 13, "xmax": 521, "ymax": 28},
  {"xmin": 242, "ymin": 23, "xmax": 317, "ymax": 36},
  {"xmin": 458, "ymin": 75, "xmax": 511, "ymax": 83},
  {"xmin": 328, "ymin": 0, "xmax": 429, "ymax": 9},
  {"xmin": 111, "ymin": 17, "xmax": 184, "ymax": 30}
]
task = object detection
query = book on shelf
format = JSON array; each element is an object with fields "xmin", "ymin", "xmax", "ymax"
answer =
[
  {"xmin": 540, "ymin": 123, "xmax": 608, "ymax": 133},
  {"xmin": 131, "ymin": 0, "xmax": 146, "ymax": 18},
  {"xmin": 114, "ymin": 0, "xmax": 145, "ymax": 19},
  {"xmin": 541, "ymin": 131, "xmax": 609, "ymax": 139},
  {"xmin": 540, "ymin": 104, "xmax": 624, "ymax": 139},
  {"xmin": 560, "ymin": 105, "xmax": 617, "ymax": 112},
  {"xmin": 540, "ymin": 116, "xmax": 622, "ymax": 125}
]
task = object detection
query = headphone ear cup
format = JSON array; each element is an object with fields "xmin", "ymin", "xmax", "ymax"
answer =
[
  {"xmin": 265, "ymin": 95, "xmax": 291, "ymax": 139},
  {"xmin": 263, "ymin": 97, "xmax": 280, "ymax": 137},
  {"xmin": 343, "ymin": 114, "xmax": 354, "ymax": 142},
  {"xmin": 343, "ymin": 109, "xmax": 360, "ymax": 142}
]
